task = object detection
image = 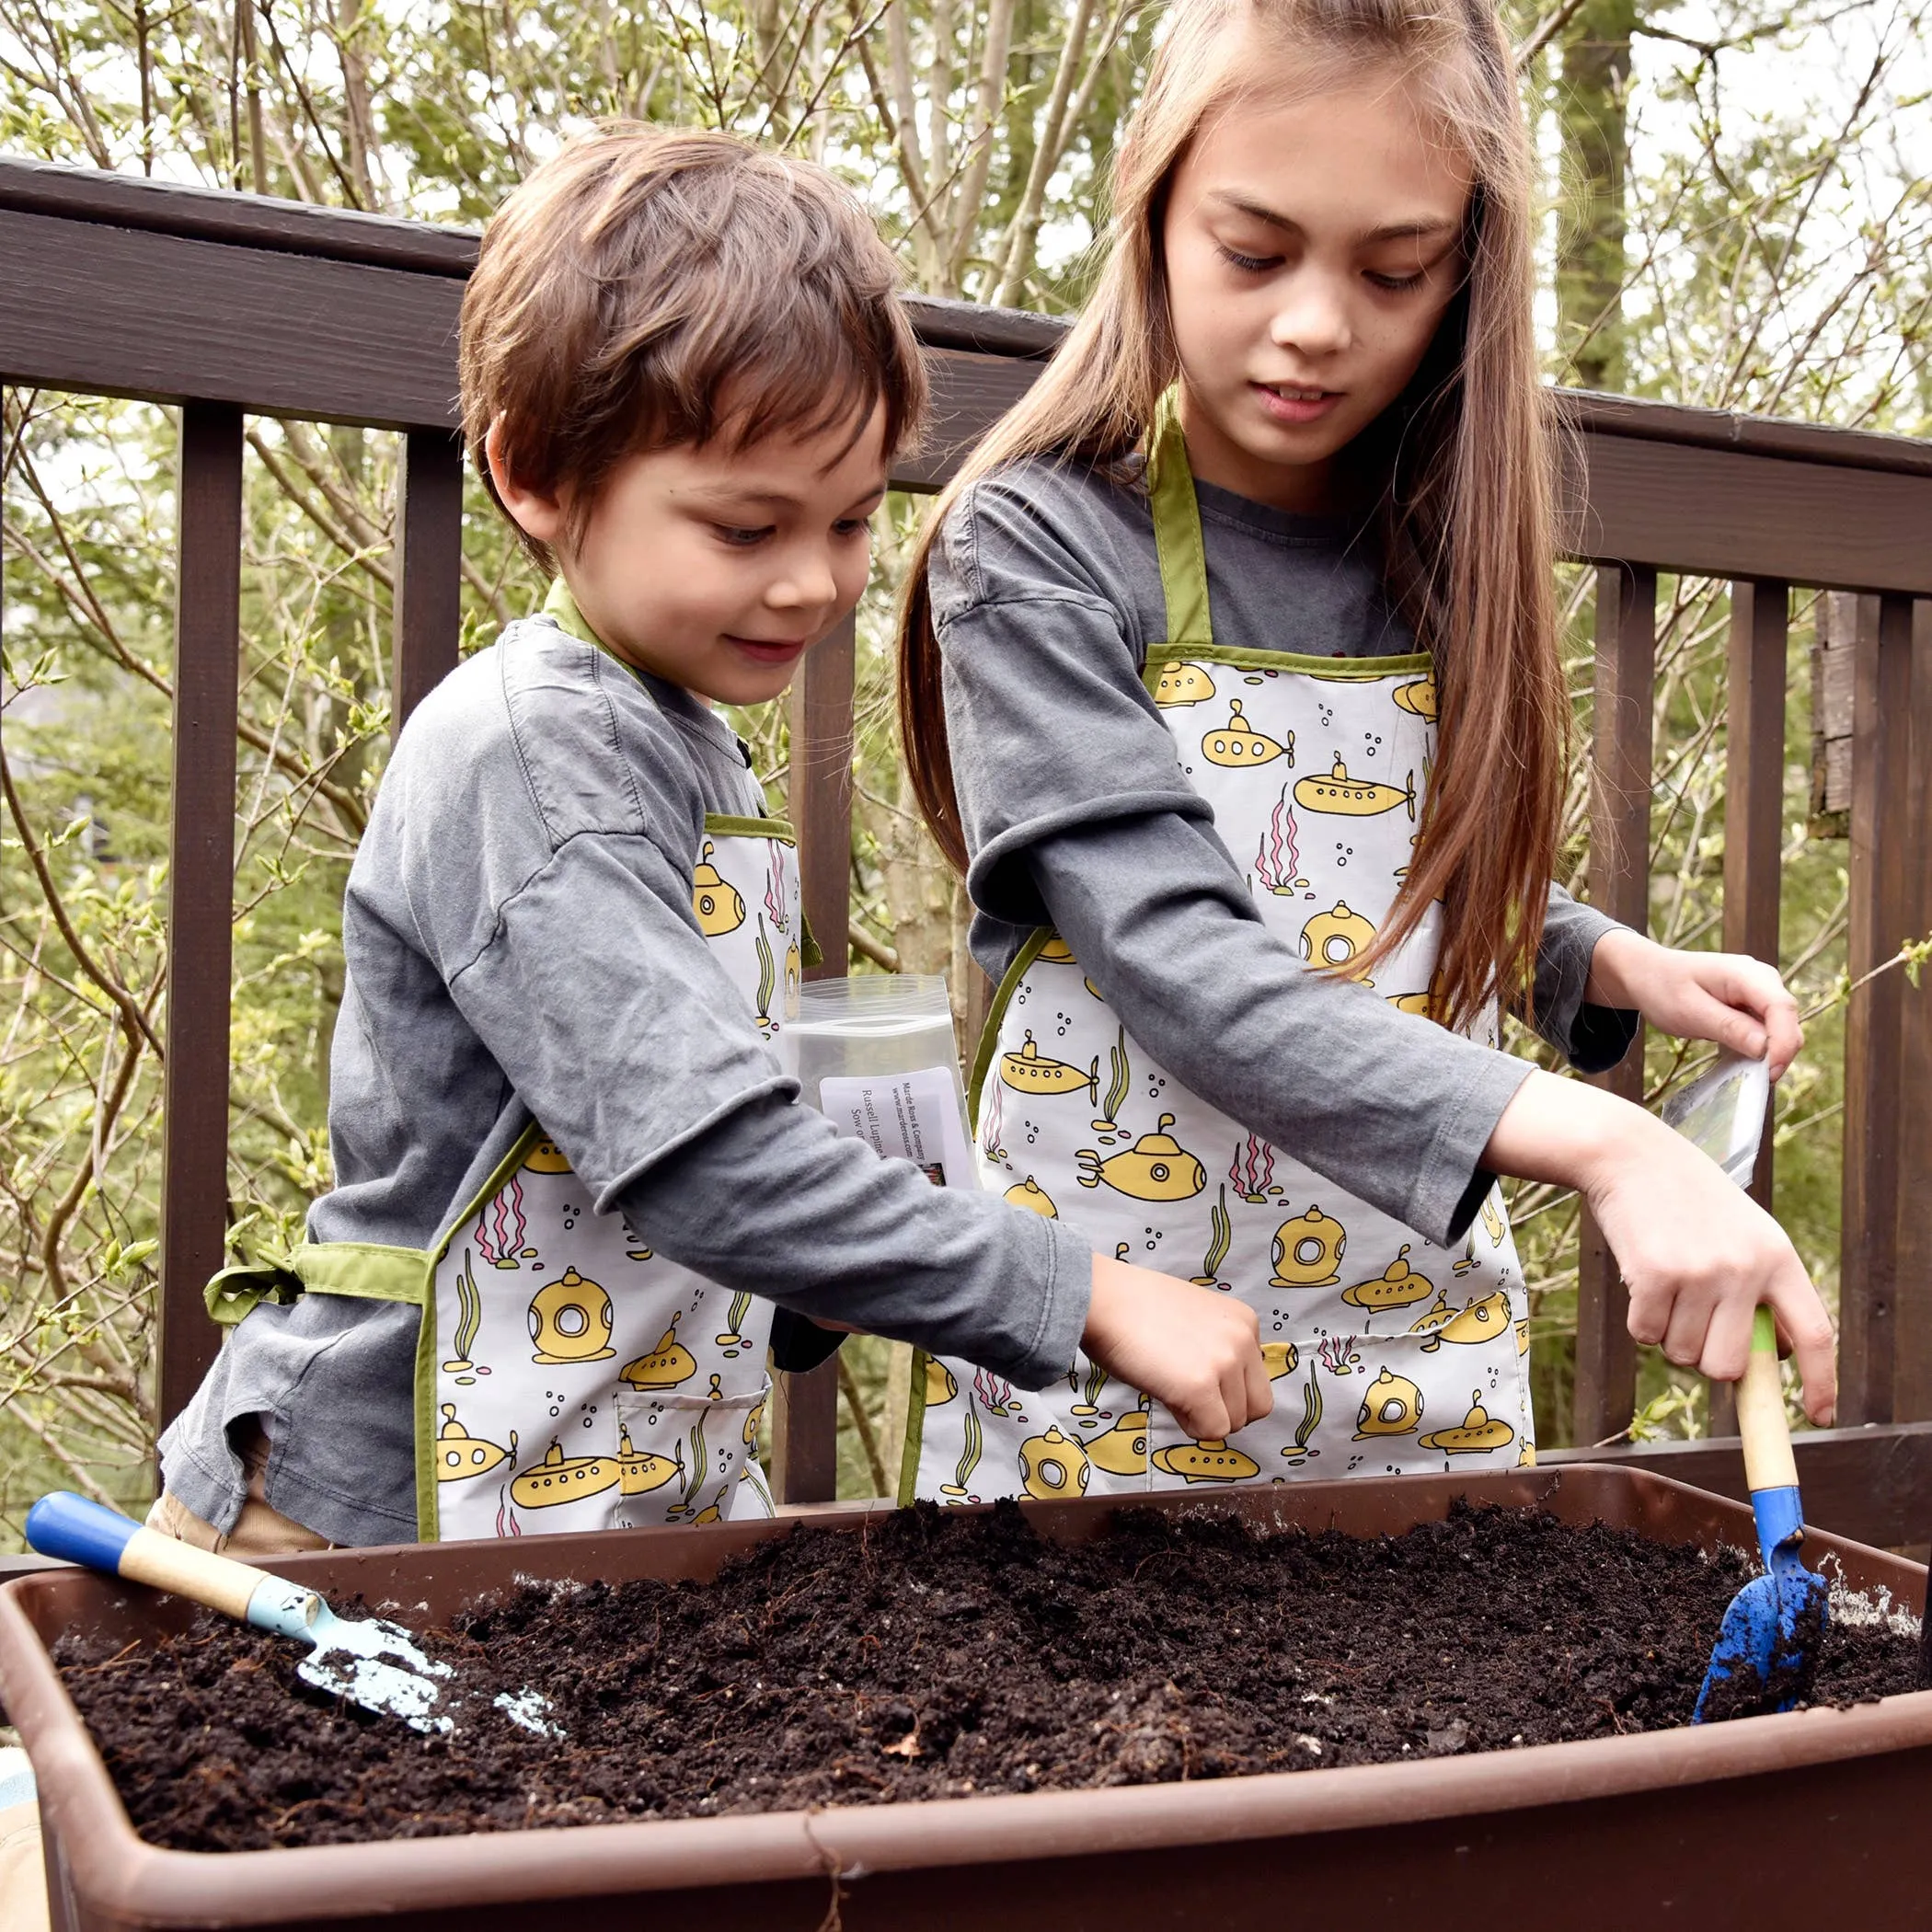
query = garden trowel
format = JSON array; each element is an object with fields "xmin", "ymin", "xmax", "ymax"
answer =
[
  {"xmin": 25, "ymin": 1491, "xmax": 557, "ymax": 1736},
  {"xmin": 1664, "ymin": 1054, "xmax": 1829, "ymax": 1722}
]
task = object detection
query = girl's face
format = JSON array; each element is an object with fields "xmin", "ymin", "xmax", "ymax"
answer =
[{"xmin": 1162, "ymin": 63, "xmax": 1473, "ymax": 512}]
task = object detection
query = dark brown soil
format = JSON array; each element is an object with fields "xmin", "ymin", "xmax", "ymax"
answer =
[{"xmin": 56, "ymin": 1501, "xmax": 1919, "ymax": 1853}]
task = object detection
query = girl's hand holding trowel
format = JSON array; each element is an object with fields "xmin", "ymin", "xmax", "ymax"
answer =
[{"xmin": 1484, "ymin": 1068, "xmax": 1837, "ymax": 1427}]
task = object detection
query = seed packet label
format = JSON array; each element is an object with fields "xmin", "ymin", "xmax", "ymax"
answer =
[{"xmin": 816, "ymin": 1067, "xmax": 977, "ymax": 1190}]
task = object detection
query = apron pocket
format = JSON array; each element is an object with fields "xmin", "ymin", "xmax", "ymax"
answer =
[{"xmin": 614, "ymin": 1378, "xmax": 771, "ymax": 1526}]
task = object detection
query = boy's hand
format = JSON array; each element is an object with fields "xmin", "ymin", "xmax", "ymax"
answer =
[
  {"xmin": 1082, "ymin": 1254, "xmax": 1272, "ymax": 1442},
  {"xmin": 1586, "ymin": 930, "xmax": 1803, "ymax": 1080}
]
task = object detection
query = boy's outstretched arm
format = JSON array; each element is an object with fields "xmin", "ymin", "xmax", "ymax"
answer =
[{"xmin": 436, "ymin": 812, "xmax": 1268, "ymax": 1419}]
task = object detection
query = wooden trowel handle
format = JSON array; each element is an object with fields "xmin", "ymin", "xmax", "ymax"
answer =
[
  {"xmin": 27, "ymin": 1491, "xmax": 276, "ymax": 1624},
  {"xmin": 1736, "ymin": 1307, "xmax": 1799, "ymax": 1496}
]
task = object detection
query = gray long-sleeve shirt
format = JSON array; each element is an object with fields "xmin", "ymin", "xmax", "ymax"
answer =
[
  {"xmin": 932, "ymin": 455, "xmax": 1636, "ymax": 1246},
  {"xmin": 159, "ymin": 616, "xmax": 1090, "ymax": 1547}
]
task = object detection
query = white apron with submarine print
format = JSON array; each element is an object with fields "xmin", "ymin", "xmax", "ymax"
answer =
[
  {"xmin": 424, "ymin": 815, "xmax": 802, "ymax": 1541},
  {"xmin": 903, "ymin": 413, "xmax": 1533, "ymax": 1508}
]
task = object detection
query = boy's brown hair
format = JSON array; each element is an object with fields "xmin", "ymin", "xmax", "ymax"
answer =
[{"xmin": 461, "ymin": 121, "xmax": 926, "ymax": 570}]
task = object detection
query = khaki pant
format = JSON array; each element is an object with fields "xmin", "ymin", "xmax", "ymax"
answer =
[{"xmin": 3, "ymin": 1428, "xmax": 328, "ymax": 1932}]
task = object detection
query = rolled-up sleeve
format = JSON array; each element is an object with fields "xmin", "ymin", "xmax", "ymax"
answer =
[{"xmin": 1529, "ymin": 885, "xmax": 1639, "ymax": 1073}]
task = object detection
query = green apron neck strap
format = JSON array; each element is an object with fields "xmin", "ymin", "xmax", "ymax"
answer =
[
  {"xmin": 542, "ymin": 576, "xmax": 605, "ymax": 650},
  {"xmin": 1145, "ymin": 391, "xmax": 1213, "ymax": 649}
]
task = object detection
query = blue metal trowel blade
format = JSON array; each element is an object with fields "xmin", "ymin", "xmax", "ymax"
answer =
[{"xmin": 1693, "ymin": 1485, "xmax": 1829, "ymax": 1722}]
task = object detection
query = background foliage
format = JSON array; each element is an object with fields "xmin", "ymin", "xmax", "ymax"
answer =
[{"xmin": 2, "ymin": 0, "xmax": 1928, "ymax": 1544}]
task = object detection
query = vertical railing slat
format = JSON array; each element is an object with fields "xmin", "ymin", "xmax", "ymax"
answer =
[
  {"xmin": 1711, "ymin": 578, "xmax": 1789, "ymax": 1434},
  {"xmin": 158, "ymin": 404, "xmax": 245, "ymax": 1430},
  {"xmin": 1893, "ymin": 598, "xmax": 1932, "ymax": 1421},
  {"xmin": 1840, "ymin": 592, "xmax": 1915, "ymax": 1424},
  {"xmin": 1573, "ymin": 562, "xmax": 1657, "ymax": 1447},
  {"xmin": 770, "ymin": 611, "xmax": 857, "ymax": 1503},
  {"xmin": 391, "ymin": 428, "xmax": 465, "ymax": 729}
]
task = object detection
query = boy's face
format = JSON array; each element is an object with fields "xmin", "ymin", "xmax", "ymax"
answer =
[{"xmin": 495, "ymin": 404, "xmax": 888, "ymax": 707}]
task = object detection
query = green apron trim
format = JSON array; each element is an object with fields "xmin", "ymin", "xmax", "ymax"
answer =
[
  {"xmin": 204, "ymin": 1244, "xmax": 426, "ymax": 1326},
  {"xmin": 412, "ymin": 1263, "xmax": 444, "ymax": 1540},
  {"xmin": 543, "ymin": 575, "xmax": 603, "ymax": 648},
  {"xmin": 1141, "ymin": 644, "xmax": 1432, "ymax": 682},
  {"xmin": 1141, "ymin": 396, "xmax": 1431, "ymax": 677},
  {"xmin": 966, "ymin": 926, "xmax": 1053, "ymax": 1128},
  {"xmin": 1146, "ymin": 397, "xmax": 1212, "ymax": 649},
  {"xmin": 899, "ymin": 1351, "xmax": 932, "ymax": 1507},
  {"xmin": 704, "ymin": 813, "xmax": 796, "ymax": 844}
]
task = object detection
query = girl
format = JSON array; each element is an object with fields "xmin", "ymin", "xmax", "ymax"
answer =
[{"xmin": 896, "ymin": 0, "xmax": 1834, "ymax": 1503}]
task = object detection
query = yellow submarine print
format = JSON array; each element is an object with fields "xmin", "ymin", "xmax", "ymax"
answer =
[
  {"xmin": 1004, "ymin": 1176, "xmax": 1059, "ymax": 1218},
  {"xmin": 1392, "ymin": 676, "xmax": 1438, "ymax": 722},
  {"xmin": 1019, "ymin": 1423, "xmax": 1090, "ymax": 1501},
  {"xmin": 1000, "ymin": 1031, "xmax": 1100, "ymax": 1103},
  {"xmin": 1271, "ymin": 1205, "xmax": 1347, "ymax": 1288},
  {"xmin": 1261, "ymin": 1340, "xmax": 1301, "ymax": 1380},
  {"xmin": 1301, "ymin": 901, "xmax": 1377, "ymax": 972},
  {"xmin": 1037, "ymin": 935, "xmax": 1078, "ymax": 963},
  {"xmin": 1294, "ymin": 756, "xmax": 1417, "ymax": 821},
  {"xmin": 1152, "ymin": 1437, "xmax": 1261, "ymax": 1484},
  {"xmin": 523, "ymin": 1137, "xmax": 572, "ymax": 1174},
  {"xmin": 1353, "ymin": 1368, "xmax": 1424, "ymax": 1439},
  {"xmin": 692, "ymin": 843, "xmax": 746, "ymax": 936},
  {"xmin": 1154, "ymin": 661, "xmax": 1216, "ymax": 707},
  {"xmin": 1386, "ymin": 968, "xmax": 1447, "ymax": 1019},
  {"xmin": 926, "ymin": 1357, "xmax": 960, "ymax": 1407},
  {"xmin": 1087, "ymin": 1410, "xmax": 1150, "ymax": 1477},
  {"xmin": 1481, "ymin": 1194, "xmax": 1506, "ymax": 1245},
  {"xmin": 617, "ymin": 1421, "xmax": 684, "ymax": 1495},
  {"xmin": 1075, "ymin": 1114, "xmax": 1206, "ymax": 1201},
  {"xmin": 1418, "ymin": 1290, "xmax": 1512, "ymax": 1352},
  {"xmin": 1408, "ymin": 1289, "xmax": 1456, "ymax": 1345},
  {"xmin": 1341, "ymin": 1245, "xmax": 1436, "ymax": 1315},
  {"xmin": 1419, "ymin": 1391, "xmax": 1515, "ymax": 1455},
  {"xmin": 620, "ymin": 1311, "xmax": 698, "ymax": 1388},
  {"xmin": 511, "ymin": 1437, "xmax": 620, "ymax": 1508},
  {"xmin": 527, "ymin": 1267, "xmax": 615, "ymax": 1364},
  {"xmin": 432, "ymin": 1404, "xmax": 515, "ymax": 1482},
  {"xmin": 1202, "ymin": 700, "xmax": 1292, "ymax": 769}
]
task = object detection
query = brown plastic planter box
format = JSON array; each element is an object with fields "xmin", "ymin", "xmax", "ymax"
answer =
[{"xmin": 4, "ymin": 1465, "xmax": 1928, "ymax": 1932}]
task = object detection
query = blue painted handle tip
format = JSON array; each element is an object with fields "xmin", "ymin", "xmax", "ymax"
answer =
[{"xmin": 26, "ymin": 1491, "xmax": 143, "ymax": 1574}]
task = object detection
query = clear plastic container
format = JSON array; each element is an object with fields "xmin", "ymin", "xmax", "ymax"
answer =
[
  {"xmin": 778, "ymin": 975, "xmax": 977, "ymax": 1190},
  {"xmin": 1660, "ymin": 1051, "xmax": 1772, "ymax": 1188}
]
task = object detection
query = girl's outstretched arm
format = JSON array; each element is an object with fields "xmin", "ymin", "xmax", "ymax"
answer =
[{"xmin": 1482, "ymin": 1069, "xmax": 1836, "ymax": 1424}]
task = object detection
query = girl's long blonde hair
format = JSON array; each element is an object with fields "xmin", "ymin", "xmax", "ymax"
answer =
[{"xmin": 897, "ymin": 0, "xmax": 1568, "ymax": 1031}]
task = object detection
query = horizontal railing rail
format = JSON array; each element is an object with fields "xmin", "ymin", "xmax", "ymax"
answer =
[{"xmin": 4, "ymin": 155, "xmax": 1928, "ymax": 1536}]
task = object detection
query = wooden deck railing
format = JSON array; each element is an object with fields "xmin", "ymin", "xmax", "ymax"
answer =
[{"xmin": 6, "ymin": 155, "xmax": 1931, "ymax": 1543}]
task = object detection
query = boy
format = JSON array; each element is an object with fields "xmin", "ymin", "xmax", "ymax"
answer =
[{"xmin": 153, "ymin": 122, "xmax": 1269, "ymax": 1554}]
